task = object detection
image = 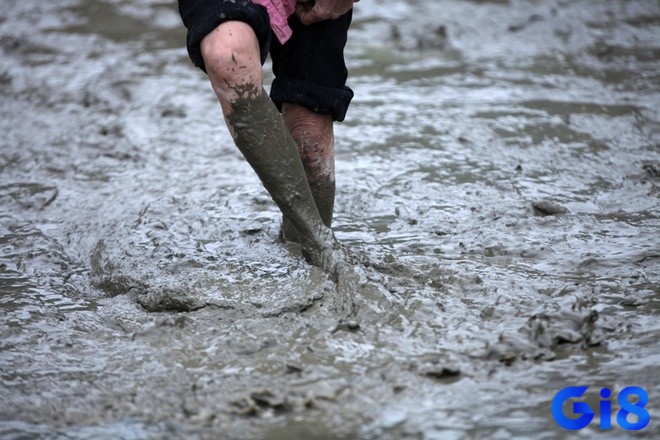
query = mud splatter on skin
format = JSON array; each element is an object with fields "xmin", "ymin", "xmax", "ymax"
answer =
[
  {"xmin": 280, "ymin": 107, "xmax": 337, "ymax": 243},
  {"xmin": 1, "ymin": 0, "xmax": 659, "ymax": 439}
]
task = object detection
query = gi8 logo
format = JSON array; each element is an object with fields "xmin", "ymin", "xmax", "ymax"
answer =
[{"xmin": 552, "ymin": 386, "xmax": 650, "ymax": 431}]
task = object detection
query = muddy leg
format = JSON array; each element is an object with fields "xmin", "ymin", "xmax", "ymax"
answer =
[
  {"xmin": 201, "ymin": 22, "xmax": 342, "ymax": 273},
  {"xmin": 229, "ymin": 89, "xmax": 343, "ymax": 272},
  {"xmin": 280, "ymin": 104, "xmax": 335, "ymax": 243}
]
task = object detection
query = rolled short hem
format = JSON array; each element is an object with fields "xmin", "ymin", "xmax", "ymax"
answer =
[{"xmin": 270, "ymin": 76, "xmax": 354, "ymax": 122}]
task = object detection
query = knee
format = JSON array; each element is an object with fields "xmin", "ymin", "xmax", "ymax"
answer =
[
  {"xmin": 283, "ymin": 104, "xmax": 335, "ymax": 181},
  {"xmin": 200, "ymin": 22, "xmax": 263, "ymax": 97},
  {"xmin": 282, "ymin": 104, "xmax": 334, "ymax": 149}
]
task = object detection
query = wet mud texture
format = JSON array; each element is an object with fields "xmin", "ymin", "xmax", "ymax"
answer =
[{"xmin": 1, "ymin": 0, "xmax": 659, "ymax": 439}]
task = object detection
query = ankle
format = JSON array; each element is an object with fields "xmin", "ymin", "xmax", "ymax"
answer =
[{"xmin": 279, "ymin": 217, "xmax": 300, "ymax": 244}]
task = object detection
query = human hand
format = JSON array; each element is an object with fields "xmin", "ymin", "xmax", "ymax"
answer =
[{"xmin": 295, "ymin": 0, "xmax": 357, "ymax": 25}]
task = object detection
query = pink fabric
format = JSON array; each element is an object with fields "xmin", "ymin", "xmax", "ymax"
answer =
[
  {"xmin": 252, "ymin": 1, "xmax": 359, "ymax": 44},
  {"xmin": 251, "ymin": 0, "xmax": 297, "ymax": 44}
]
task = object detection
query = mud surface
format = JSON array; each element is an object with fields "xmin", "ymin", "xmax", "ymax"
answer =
[{"xmin": 1, "ymin": 0, "xmax": 659, "ymax": 438}]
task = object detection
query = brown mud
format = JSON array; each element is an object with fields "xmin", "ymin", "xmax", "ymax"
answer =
[{"xmin": 1, "ymin": 0, "xmax": 659, "ymax": 439}]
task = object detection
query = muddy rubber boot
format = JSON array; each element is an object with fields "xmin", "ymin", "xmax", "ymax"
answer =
[
  {"xmin": 280, "ymin": 216, "xmax": 300, "ymax": 244},
  {"xmin": 227, "ymin": 87, "xmax": 343, "ymax": 274}
]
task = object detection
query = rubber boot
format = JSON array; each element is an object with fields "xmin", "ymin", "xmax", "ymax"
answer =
[
  {"xmin": 227, "ymin": 86, "xmax": 343, "ymax": 274},
  {"xmin": 281, "ymin": 178, "xmax": 334, "ymax": 244}
]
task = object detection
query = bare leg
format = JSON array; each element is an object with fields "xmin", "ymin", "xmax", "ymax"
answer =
[
  {"xmin": 280, "ymin": 103, "xmax": 335, "ymax": 242},
  {"xmin": 201, "ymin": 22, "xmax": 341, "ymax": 273}
]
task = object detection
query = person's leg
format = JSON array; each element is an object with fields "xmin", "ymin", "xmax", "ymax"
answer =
[
  {"xmin": 280, "ymin": 104, "xmax": 335, "ymax": 242},
  {"xmin": 200, "ymin": 22, "xmax": 341, "ymax": 273},
  {"xmin": 200, "ymin": 22, "xmax": 263, "ymax": 121},
  {"xmin": 269, "ymin": 11, "xmax": 354, "ymax": 243}
]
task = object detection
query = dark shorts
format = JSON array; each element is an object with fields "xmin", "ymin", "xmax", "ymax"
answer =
[{"xmin": 177, "ymin": 0, "xmax": 354, "ymax": 121}]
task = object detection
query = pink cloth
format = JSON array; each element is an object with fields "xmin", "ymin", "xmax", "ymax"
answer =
[
  {"xmin": 251, "ymin": 0, "xmax": 297, "ymax": 44},
  {"xmin": 252, "ymin": 1, "xmax": 359, "ymax": 44}
]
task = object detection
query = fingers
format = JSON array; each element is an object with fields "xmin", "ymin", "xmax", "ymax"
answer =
[
  {"xmin": 295, "ymin": 0, "xmax": 353, "ymax": 26},
  {"xmin": 295, "ymin": 4, "xmax": 324, "ymax": 26}
]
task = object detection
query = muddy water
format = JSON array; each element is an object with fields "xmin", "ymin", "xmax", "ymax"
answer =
[{"xmin": 1, "ymin": 0, "xmax": 659, "ymax": 438}]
